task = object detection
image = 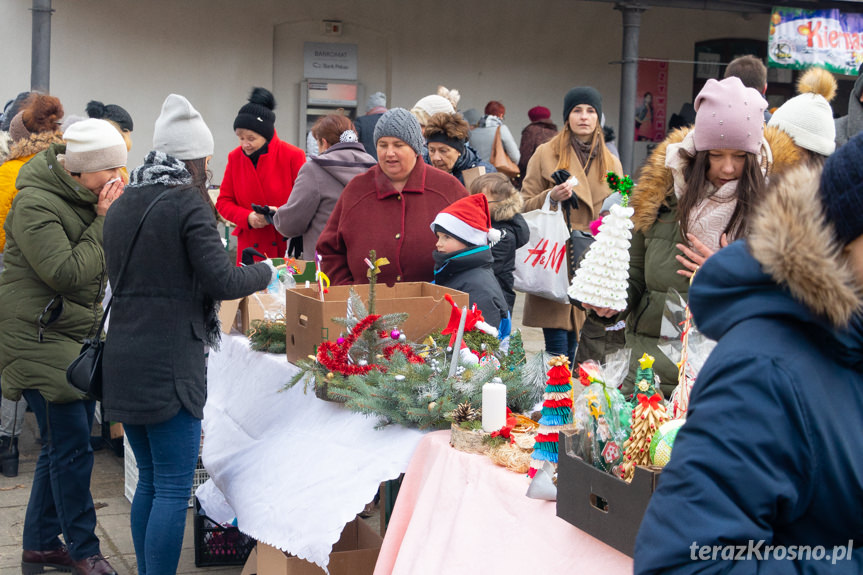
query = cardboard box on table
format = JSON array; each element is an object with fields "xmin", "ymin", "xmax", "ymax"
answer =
[
  {"xmin": 217, "ymin": 261, "xmax": 318, "ymax": 335},
  {"xmin": 255, "ymin": 518, "xmax": 382, "ymax": 575},
  {"xmin": 556, "ymin": 430, "xmax": 662, "ymax": 557},
  {"xmin": 284, "ymin": 282, "xmax": 469, "ymax": 363},
  {"xmin": 218, "ymin": 293, "xmax": 284, "ymax": 335}
]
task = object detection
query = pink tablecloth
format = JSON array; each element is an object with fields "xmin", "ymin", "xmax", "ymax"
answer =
[{"xmin": 374, "ymin": 430, "xmax": 634, "ymax": 574}]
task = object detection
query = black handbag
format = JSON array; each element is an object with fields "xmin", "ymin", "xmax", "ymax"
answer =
[{"xmin": 66, "ymin": 189, "xmax": 172, "ymax": 398}]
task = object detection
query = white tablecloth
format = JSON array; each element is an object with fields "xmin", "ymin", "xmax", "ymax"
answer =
[{"xmin": 199, "ymin": 334, "xmax": 426, "ymax": 572}]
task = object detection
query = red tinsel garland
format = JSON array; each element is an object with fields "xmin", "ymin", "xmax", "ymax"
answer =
[
  {"xmin": 317, "ymin": 315, "xmax": 383, "ymax": 375},
  {"xmin": 316, "ymin": 314, "xmax": 425, "ymax": 376}
]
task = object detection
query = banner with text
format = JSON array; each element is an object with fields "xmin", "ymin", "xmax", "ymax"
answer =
[{"xmin": 768, "ymin": 7, "xmax": 863, "ymax": 75}]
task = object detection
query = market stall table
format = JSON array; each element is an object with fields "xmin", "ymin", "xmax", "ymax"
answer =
[
  {"xmin": 374, "ymin": 430, "xmax": 634, "ymax": 574},
  {"xmin": 199, "ymin": 334, "xmax": 426, "ymax": 571}
]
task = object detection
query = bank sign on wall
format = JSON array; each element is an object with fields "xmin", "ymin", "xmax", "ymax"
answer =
[
  {"xmin": 768, "ymin": 7, "xmax": 863, "ymax": 75},
  {"xmin": 303, "ymin": 42, "xmax": 358, "ymax": 80}
]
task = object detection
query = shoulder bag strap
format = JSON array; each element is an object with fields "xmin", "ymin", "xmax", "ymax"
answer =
[{"xmin": 97, "ymin": 188, "xmax": 173, "ymax": 331}]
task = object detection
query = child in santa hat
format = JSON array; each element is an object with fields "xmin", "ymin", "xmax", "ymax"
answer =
[{"xmin": 430, "ymin": 194, "xmax": 509, "ymax": 331}]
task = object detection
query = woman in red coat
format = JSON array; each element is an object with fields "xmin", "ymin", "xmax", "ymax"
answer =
[{"xmin": 216, "ymin": 87, "xmax": 305, "ymax": 264}]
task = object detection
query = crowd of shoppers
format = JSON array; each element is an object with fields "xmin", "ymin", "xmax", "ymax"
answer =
[{"xmin": 1, "ymin": 55, "xmax": 860, "ymax": 573}]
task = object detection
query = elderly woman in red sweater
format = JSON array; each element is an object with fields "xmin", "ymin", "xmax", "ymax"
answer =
[
  {"xmin": 317, "ymin": 108, "xmax": 467, "ymax": 285},
  {"xmin": 216, "ymin": 87, "xmax": 305, "ymax": 265}
]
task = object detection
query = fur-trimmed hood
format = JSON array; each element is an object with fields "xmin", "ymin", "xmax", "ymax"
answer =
[
  {"xmin": 748, "ymin": 161, "xmax": 861, "ymax": 327},
  {"xmin": 6, "ymin": 130, "xmax": 64, "ymax": 162},
  {"xmin": 487, "ymin": 185, "xmax": 523, "ymax": 222},
  {"xmin": 630, "ymin": 125, "xmax": 803, "ymax": 232},
  {"xmin": 691, "ymin": 161, "xmax": 863, "ymax": 360}
]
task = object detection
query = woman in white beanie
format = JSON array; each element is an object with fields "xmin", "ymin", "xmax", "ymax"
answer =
[
  {"xmin": 768, "ymin": 66, "xmax": 838, "ymax": 163},
  {"xmin": 102, "ymin": 94, "xmax": 273, "ymax": 575},
  {"xmin": 0, "ymin": 117, "xmax": 126, "ymax": 575}
]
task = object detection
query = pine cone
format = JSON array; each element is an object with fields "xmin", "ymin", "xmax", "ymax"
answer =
[{"xmin": 452, "ymin": 401, "xmax": 478, "ymax": 423}]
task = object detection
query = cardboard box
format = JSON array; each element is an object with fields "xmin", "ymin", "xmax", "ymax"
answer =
[
  {"xmin": 256, "ymin": 518, "xmax": 382, "ymax": 575},
  {"xmin": 219, "ymin": 293, "xmax": 285, "ymax": 335},
  {"xmin": 556, "ymin": 430, "xmax": 662, "ymax": 557},
  {"xmin": 219, "ymin": 261, "xmax": 317, "ymax": 335},
  {"xmin": 284, "ymin": 282, "xmax": 469, "ymax": 363}
]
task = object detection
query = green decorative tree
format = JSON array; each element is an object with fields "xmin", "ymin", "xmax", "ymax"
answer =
[
  {"xmin": 620, "ymin": 353, "xmax": 668, "ymax": 481},
  {"xmin": 528, "ymin": 356, "xmax": 574, "ymax": 478}
]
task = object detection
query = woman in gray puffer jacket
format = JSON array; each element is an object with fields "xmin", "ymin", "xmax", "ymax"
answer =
[{"xmin": 274, "ymin": 114, "xmax": 376, "ymax": 258}]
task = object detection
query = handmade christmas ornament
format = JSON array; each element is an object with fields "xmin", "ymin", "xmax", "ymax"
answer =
[
  {"xmin": 572, "ymin": 351, "xmax": 631, "ymax": 474},
  {"xmin": 568, "ymin": 172, "xmax": 635, "ymax": 310},
  {"xmin": 620, "ymin": 354, "xmax": 669, "ymax": 481},
  {"xmin": 440, "ymin": 293, "xmax": 498, "ymax": 365},
  {"xmin": 649, "ymin": 418, "xmax": 685, "ymax": 467},
  {"xmin": 527, "ymin": 356, "xmax": 575, "ymax": 478},
  {"xmin": 364, "ymin": 250, "xmax": 389, "ymax": 314}
]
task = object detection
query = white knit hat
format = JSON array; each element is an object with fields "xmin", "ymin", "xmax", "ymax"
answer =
[
  {"xmin": 411, "ymin": 95, "xmax": 455, "ymax": 118},
  {"xmin": 153, "ymin": 94, "xmax": 214, "ymax": 160},
  {"xmin": 768, "ymin": 67, "xmax": 837, "ymax": 157},
  {"xmin": 63, "ymin": 118, "xmax": 127, "ymax": 173}
]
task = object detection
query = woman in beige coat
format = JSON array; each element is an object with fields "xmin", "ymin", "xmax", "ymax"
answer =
[{"xmin": 520, "ymin": 86, "xmax": 621, "ymax": 363}]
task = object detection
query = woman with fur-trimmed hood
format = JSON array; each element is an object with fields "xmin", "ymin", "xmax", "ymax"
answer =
[
  {"xmin": 0, "ymin": 94, "xmax": 64, "ymax": 254},
  {"xmin": 584, "ymin": 77, "xmax": 803, "ymax": 393},
  {"xmin": 470, "ymin": 172, "xmax": 529, "ymax": 313},
  {"xmin": 635, "ymin": 136, "xmax": 863, "ymax": 573}
]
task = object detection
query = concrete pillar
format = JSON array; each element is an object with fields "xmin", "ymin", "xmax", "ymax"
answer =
[
  {"xmin": 615, "ymin": 3, "xmax": 645, "ymax": 175},
  {"xmin": 31, "ymin": 0, "xmax": 53, "ymax": 92}
]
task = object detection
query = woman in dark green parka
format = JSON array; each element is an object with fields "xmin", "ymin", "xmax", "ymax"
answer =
[{"xmin": 0, "ymin": 118, "xmax": 126, "ymax": 574}]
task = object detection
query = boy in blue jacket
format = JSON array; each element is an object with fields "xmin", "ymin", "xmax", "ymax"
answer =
[{"xmin": 430, "ymin": 194, "xmax": 509, "ymax": 333}]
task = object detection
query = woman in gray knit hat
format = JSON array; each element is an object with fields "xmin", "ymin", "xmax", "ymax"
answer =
[
  {"xmin": 317, "ymin": 107, "xmax": 468, "ymax": 285},
  {"xmin": 102, "ymin": 94, "xmax": 272, "ymax": 575}
]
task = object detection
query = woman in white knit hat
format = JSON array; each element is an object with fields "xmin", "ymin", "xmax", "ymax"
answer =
[
  {"xmin": 0, "ymin": 117, "xmax": 126, "ymax": 575},
  {"xmin": 768, "ymin": 66, "xmax": 838, "ymax": 164},
  {"xmin": 102, "ymin": 94, "xmax": 273, "ymax": 575}
]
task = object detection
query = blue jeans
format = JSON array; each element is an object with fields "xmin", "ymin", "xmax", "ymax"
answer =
[
  {"xmin": 542, "ymin": 327, "xmax": 577, "ymax": 366},
  {"xmin": 21, "ymin": 390, "xmax": 100, "ymax": 560},
  {"xmin": 123, "ymin": 408, "xmax": 201, "ymax": 575}
]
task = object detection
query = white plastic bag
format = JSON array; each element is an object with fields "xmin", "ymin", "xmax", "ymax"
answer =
[{"xmin": 513, "ymin": 193, "xmax": 571, "ymax": 304}]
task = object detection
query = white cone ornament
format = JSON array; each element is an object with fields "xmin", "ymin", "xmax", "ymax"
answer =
[{"xmin": 568, "ymin": 172, "xmax": 635, "ymax": 311}]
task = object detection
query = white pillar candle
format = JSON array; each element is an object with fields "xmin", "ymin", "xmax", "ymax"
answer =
[{"xmin": 482, "ymin": 378, "xmax": 507, "ymax": 432}]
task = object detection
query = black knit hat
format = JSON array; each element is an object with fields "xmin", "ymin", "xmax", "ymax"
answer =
[
  {"xmin": 820, "ymin": 132, "xmax": 863, "ymax": 246},
  {"xmin": 234, "ymin": 87, "xmax": 276, "ymax": 141},
  {"xmin": 563, "ymin": 86, "xmax": 602, "ymax": 124},
  {"xmin": 86, "ymin": 100, "xmax": 133, "ymax": 132}
]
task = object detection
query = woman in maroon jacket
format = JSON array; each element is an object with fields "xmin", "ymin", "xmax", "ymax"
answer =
[
  {"xmin": 216, "ymin": 87, "xmax": 305, "ymax": 265},
  {"xmin": 317, "ymin": 108, "xmax": 467, "ymax": 285}
]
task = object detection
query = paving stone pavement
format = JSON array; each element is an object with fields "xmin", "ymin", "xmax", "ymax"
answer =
[{"xmin": 0, "ymin": 293, "xmax": 544, "ymax": 574}]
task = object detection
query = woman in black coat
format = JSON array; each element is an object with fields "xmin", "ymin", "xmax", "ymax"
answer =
[{"xmin": 102, "ymin": 95, "xmax": 272, "ymax": 575}]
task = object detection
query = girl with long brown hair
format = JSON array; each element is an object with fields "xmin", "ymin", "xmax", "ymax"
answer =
[{"xmin": 520, "ymin": 86, "xmax": 622, "ymax": 364}]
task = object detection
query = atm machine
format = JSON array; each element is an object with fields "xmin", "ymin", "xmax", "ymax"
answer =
[{"xmin": 299, "ymin": 79, "xmax": 361, "ymax": 149}]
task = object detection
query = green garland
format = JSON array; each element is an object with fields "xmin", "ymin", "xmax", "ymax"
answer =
[{"xmin": 248, "ymin": 319, "xmax": 287, "ymax": 354}]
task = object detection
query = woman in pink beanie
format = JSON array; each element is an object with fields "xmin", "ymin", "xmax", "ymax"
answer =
[{"xmin": 580, "ymin": 76, "xmax": 802, "ymax": 389}]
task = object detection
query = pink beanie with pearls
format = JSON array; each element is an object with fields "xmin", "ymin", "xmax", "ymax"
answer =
[{"xmin": 693, "ymin": 76, "xmax": 767, "ymax": 154}]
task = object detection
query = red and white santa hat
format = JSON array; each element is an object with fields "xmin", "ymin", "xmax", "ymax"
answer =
[{"xmin": 431, "ymin": 194, "xmax": 501, "ymax": 246}]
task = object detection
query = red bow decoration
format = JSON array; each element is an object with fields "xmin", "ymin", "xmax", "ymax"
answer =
[
  {"xmin": 636, "ymin": 393, "xmax": 663, "ymax": 408},
  {"xmin": 441, "ymin": 294, "xmax": 485, "ymax": 350},
  {"xmin": 490, "ymin": 408, "xmax": 518, "ymax": 444}
]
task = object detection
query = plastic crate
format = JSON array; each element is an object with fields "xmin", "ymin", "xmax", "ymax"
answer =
[{"xmin": 193, "ymin": 497, "xmax": 256, "ymax": 567}]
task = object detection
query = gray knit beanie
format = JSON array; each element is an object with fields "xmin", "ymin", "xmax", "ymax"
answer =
[
  {"xmin": 373, "ymin": 107, "xmax": 424, "ymax": 156},
  {"xmin": 153, "ymin": 94, "xmax": 214, "ymax": 160}
]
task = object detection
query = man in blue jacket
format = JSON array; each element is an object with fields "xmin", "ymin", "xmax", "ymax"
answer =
[{"xmin": 634, "ymin": 136, "xmax": 863, "ymax": 572}]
